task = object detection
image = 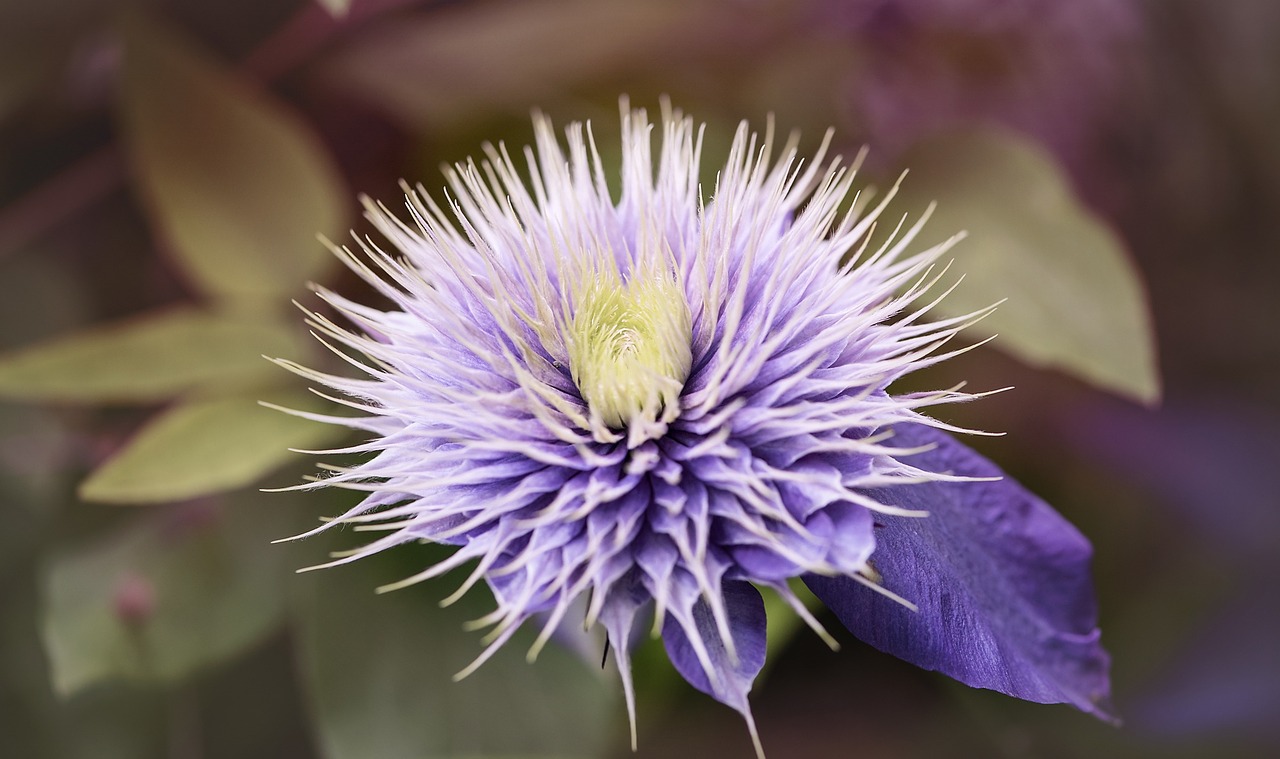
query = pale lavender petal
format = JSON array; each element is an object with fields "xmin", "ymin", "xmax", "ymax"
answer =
[{"xmin": 598, "ymin": 572, "xmax": 651, "ymax": 749}]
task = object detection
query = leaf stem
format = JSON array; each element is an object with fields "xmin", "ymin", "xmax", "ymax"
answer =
[{"xmin": 0, "ymin": 0, "xmax": 423, "ymax": 260}]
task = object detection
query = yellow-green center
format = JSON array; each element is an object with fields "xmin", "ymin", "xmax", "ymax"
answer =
[{"xmin": 567, "ymin": 269, "xmax": 692, "ymax": 429}]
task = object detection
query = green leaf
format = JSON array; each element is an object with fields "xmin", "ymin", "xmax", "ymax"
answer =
[
  {"xmin": 894, "ymin": 128, "xmax": 1161, "ymax": 404},
  {"xmin": 118, "ymin": 12, "xmax": 348, "ymax": 302},
  {"xmin": 40, "ymin": 500, "xmax": 292, "ymax": 695},
  {"xmin": 295, "ymin": 544, "xmax": 618, "ymax": 759},
  {"xmin": 79, "ymin": 390, "xmax": 344, "ymax": 504},
  {"xmin": 0, "ymin": 308, "xmax": 302, "ymax": 404}
]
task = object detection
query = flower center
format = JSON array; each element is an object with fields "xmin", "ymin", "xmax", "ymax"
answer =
[{"xmin": 567, "ymin": 268, "xmax": 692, "ymax": 429}]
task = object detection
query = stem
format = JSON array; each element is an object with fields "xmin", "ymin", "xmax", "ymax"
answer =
[
  {"xmin": 0, "ymin": 146, "xmax": 123, "ymax": 259},
  {"xmin": 0, "ymin": 0, "xmax": 423, "ymax": 260},
  {"xmin": 167, "ymin": 685, "xmax": 203, "ymax": 759}
]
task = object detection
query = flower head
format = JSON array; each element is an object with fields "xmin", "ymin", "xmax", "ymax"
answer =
[{"xmin": 277, "ymin": 103, "xmax": 1112, "ymax": 756}]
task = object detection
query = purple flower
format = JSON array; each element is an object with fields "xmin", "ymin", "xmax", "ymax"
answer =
[{"xmin": 276, "ymin": 104, "xmax": 1112, "ymax": 756}]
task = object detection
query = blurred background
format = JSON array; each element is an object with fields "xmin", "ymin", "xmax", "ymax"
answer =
[{"xmin": 0, "ymin": 0, "xmax": 1276, "ymax": 757}]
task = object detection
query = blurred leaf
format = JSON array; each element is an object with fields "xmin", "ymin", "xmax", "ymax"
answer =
[
  {"xmin": 0, "ymin": 308, "xmax": 302, "ymax": 404},
  {"xmin": 118, "ymin": 12, "xmax": 347, "ymax": 302},
  {"xmin": 296, "ymin": 545, "xmax": 618, "ymax": 759},
  {"xmin": 1, "ymin": 559, "xmax": 61, "ymax": 754},
  {"xmin": 59, "ymin": 685, "xmax": 169, "ymax": 759},
  {"xmin": 319, "ymin": 0, "xmax": 718, "ymax": 126},
  {"xmin": 316, "ymin": 0, "xmax": 351, "ymax": 18},
  {"xmin": 0, "ymin": 405, "xmax": 74, "ymax": 557},
  {"xmin": 41, "ymin": 500, "xmax": 291, "ymax": 696},
  {"xmin": 0, "ymin": 46, "xmax": 56, "ymax": 124},
  {"xmin": 0, "ymin": 254, "xmax": 88, "ymax": 350},
  {"xmin": 4, "ymin": 577, "xmax": 170, "ymax": 758},
  {"xmin": 895, "ymin": 128, "xmax": 1161, "ymax": 404},
  {"xmin": 80, "ymin": 389, "xmax": 344, "ymax": 504},
  {"xmin": 0, "ymin": 1, "xmax": 88, "ymax": 124}
]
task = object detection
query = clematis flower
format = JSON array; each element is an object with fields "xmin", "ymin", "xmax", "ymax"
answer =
[{"xmin": 274, "ymin": 103, "xmax": 1113, "ymax": 757}]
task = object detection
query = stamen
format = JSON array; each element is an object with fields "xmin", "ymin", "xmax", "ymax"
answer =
[{"xmin": 566, "ymin": 266, "xmax": 692, "ymax": 431}]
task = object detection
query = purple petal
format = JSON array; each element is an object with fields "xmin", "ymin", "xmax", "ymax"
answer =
[
  {"xmin": 805, "ymin": 423, "xmax": 1115, "ymax": 720},
  {"xmin": 599, "ymin": 572, "xmax": 651, "ymax": 750},
  {"xmin": 662, "ymin": 580, "xmax": 767, "ymax": 717}
]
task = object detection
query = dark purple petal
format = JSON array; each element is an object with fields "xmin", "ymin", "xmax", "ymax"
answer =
[
  {"xmin": 661, "ymin": 580, "xmax": 767, "ymax": 717},
  {"xmin": 805, "ymin": 423, "xmax": 1115, "ymax": 720}
]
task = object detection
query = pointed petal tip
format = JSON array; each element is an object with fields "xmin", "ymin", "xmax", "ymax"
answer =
[{"xmin": 807, "ymin": 423, "xmax": 1114, "ymax": 720}]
